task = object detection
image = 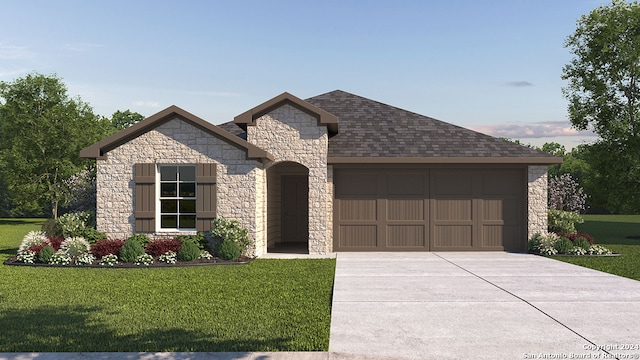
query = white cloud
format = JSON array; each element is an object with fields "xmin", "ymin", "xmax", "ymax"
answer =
[
  {"xmin": 469, "ymin": 121, "xmax": 596, "ymax": 139},
  {"xmin": 132, "ymin": 100, "xmax": 160, "ymax": 108},
  {"xmin": 0, "ymin": 44, "xmax": 33, "ymax": 60}
]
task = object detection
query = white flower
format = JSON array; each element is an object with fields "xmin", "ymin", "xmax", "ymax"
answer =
[
  {"xmin": 18, "ymin": 231, "xmax": 49, "ymax": 253},
  {"xmin": 100, "ymin": 254, "xmax": 118, "ymax": 266},
  {"xmin": 135, "ymin": 253, "xmax": 153, "ymax": 266},
  {"xmin": 158, "ymin": 251, "xmax": 177, "ymax": 264}
]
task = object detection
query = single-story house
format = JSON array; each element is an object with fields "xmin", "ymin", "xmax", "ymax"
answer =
[{"xmin": 80, "ymin": 90, "xmax": 561, "ymax": 256}]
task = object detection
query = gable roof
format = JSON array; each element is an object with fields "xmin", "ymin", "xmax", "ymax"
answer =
[
  {"xmin": 234, "ymin": 92, "xmax": 339, "ymax": 134},
  {"xmin": 80, "ymin": 105, "xmax": 274, "ymax": 162},
  {"xmin": 305, "ymin": 90, "xmax": 562, "ymax": 164}
]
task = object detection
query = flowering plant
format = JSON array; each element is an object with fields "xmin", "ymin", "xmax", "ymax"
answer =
[
  {"xmin": 76, "ymin": 253, "xmax": 96, "ymax": 265},
  {"xmin": 548, "ymin": 173, "xmax": 587, "ymax": 213},
  {"xmin": 16, "ymin": 250, "xmax": 36, "ymax": 264},
  {"xmin": 135, "ymin": 253, "xmax": 154, "ymax": 266},
  {"xmin": 18, "ymin": 231, "xmax": 50, "ymax": 253},
  {"xmin": 199, "ymin": 250, "xmax": 213, "ymax": 260},
  {"xmin": 158, "ymin": 251, "xmax": 177, "ymax": 264},
  {"xmin": 588, "ymin": 244, "xmax": 612, "ymax": 255},
  {"xmin": 100, "ymin": 254, "xmax": 118, "ymax": 266},
  {"xmin": 568, "ymin": 246, "xmax": 587, "ymax": 256},
  {"xmin": 60, "ymin": 237, "xmax": 91, "ymax": 258},
  {"xmin": 49, "ymin": 252, "xmax": 72, "ymax": 265}
]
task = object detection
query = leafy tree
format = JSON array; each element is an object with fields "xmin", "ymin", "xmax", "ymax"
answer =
[
  {"xmin": 548, "ymin": 173, "xmax": 587, "ymax": 213},
  {"xmin": 0, "ymin": 73, "xmax": 112, "ymax": 218},
  {"xmin": 540, "ymin": 142, "xmax": 566, "ymax": 157},
  {"xmin": 110, "ymin": 109, "xmax": 144, "ymax": 130},
  {"xmin": 562, "ymin": 0, "xmax": 640, "ymax": 213}
]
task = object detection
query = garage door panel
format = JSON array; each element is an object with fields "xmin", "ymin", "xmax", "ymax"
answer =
[
  {"xmin": 482, "ymin": 198, "xmax": 521, "ymax": 223},
  {"xmin": 336, "ymin": 173, "xmax": 377, "ymax": 196},
  {"xmin": 387, "ymin": 199, "xmax": 424, "ymax": 221},
  {"xmin": 339, "ymin": 199, "xmax": 377, "ymax": 221},
  {"xmin": 482, "ymin": 225, "xmax": 521, "ymax": 251},
  {"xmin": 434, "ymin": 199, "xmax": 472, "ymax": 221},
  {"xmin": 387, "ymin": 225, "xmax": 425, "ymax": 247},
  {"xmin": 433, "ymin": 172, "xmax": 473, "ymax": 195},
  {"xmin": 339, "ymin": 225, "xmax": 377, "ymax": 247},
  {"xmin": 386, "ymin": 173, "xmax": 425, "ymax": 195},
  {"xmin": 482, "ymin": 171, "xmax": 522, "ymax": 195},
  {"xmin": 434, "ymin": 226, "xmax": 472, "ymax": 247}
]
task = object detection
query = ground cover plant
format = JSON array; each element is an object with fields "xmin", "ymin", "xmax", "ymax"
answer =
[
  {"xmin": 551, "ymin": 214, "xmax": 640, "ymax": 281},
  {"xmin": 0, "ymin": 218, "xmax": 336, "ymax": 351}
]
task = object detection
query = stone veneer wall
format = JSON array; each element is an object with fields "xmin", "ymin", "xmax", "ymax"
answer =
[
  {"xmin": 527, "ymin": 165, "xmax": 549, "ymax": 239},
  {"xmin": 96, "ymin": 118, "xmax": 265, "ymax": 257},
  {"xmin": 247, "ymin": 104, "xmax": 330, "ymax": 255}
]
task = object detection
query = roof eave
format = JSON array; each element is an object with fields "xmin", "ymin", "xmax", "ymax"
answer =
[
  {"xmin": 327, "ymin": 156, "xmax": 563, "ymax": 164},
  {"xmin": 80, "ymin": 105, "xmax": 274, "ymax": 162},
  {"xmin": 234, "ymin": 92, "xmax": 339, "ymax": 133}
]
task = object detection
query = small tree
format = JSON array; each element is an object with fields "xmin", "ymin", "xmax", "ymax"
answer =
[{"xmin": 548, "ymin": 173, "xmax": 587, "ymax": 213}]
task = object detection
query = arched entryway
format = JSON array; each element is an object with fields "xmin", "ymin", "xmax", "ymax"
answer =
[{"xmin": 266, "ymin": 161, "xmax": 309, "ymax": 253}]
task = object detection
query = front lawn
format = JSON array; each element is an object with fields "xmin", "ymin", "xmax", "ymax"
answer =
[
  {"xmin": 0, "ymin": 218, "xmax": 336, "ymax": 352},
  {"xmin": 552, "ymin": 214, "xmax": 640, "ymax": 281}
]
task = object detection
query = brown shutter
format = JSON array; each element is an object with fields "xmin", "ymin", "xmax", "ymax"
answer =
[
  {"xmin": 196, "ymin": 163, "xmax": 217, "ymax": 232},
  {"xmin": 134, "ymin": 163, "xmax": 156, "ymax": 232}
]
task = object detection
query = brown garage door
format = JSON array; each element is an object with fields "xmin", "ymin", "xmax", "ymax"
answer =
[{"xmin": 333, "ymin": 168, "xmax": 525, "ymax": 252}]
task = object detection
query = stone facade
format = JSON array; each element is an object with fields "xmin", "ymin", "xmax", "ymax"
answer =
[
  {"xmin": 246, "ymin": 104, "xmax": 331, "ymax": 255},
  {"xmin": 527, "ymin": 165, "xmax": 549, "ymax": 239},
  {"xmin": 96, "ymin": 118, "xmax": 266, "ymax": 257}
]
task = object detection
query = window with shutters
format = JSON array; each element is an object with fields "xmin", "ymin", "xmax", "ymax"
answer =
[{"xmin": 158, "ymin": 165, "xmax": 197, "ymax": 230}]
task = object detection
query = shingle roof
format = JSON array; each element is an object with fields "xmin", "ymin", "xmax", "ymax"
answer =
[
  {"xmin": 219, "ymin": 90, "xmax": 561, "ymax": 163},
  {"xmin": 305, "ymin": 90, "xmax": 558, "ymax": 161}
]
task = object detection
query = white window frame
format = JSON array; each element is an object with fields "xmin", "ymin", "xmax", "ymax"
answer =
[{"xmin": 156, "ymin": 164, "xmax": 197, "ymax": 232}]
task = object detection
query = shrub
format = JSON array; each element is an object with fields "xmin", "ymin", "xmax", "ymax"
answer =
[
  {"xmin": 78, "ymin": 228, "xmax": 107, "ymax": 244},
  {"xmin": 211, "ymin": 218, "xmax": 251, "ymax": 257},
  {"xmin": 18, "ymin": 231, "xmax": 50, "ymax": 253},
  {"xmin": 47, "ymin": 236, "xmax": 64, "ymax": 251},
  {"xmin": 91, "ymin": 239, "xmax": 125, "ymax": 258},
  {"xmin": 528, "ymin": 233, "xmax": 544, "ymax": 252},
  {"xmin": 38, "ymin": 246, "xmax": 55, "ymax": 263},
  {"xmin": 176, "ymin": 232, "xmax": 209, "ymax": 250},
  {"xmin": 126, "ymin": 234, "xmax": 152, "ymax": 248},
  {"xmin": 529, "ymin": 233, "xmax": 559, "ymax": 256},
  {"xmin": 177, "ymin": 241, "xmax": 200, "ymax": 261},
  {"xmin": 27, "ymin": 243, "xmax": 47, "ymax": 257},
  {"xmin": 57, "ymin": 211, "xmax": 92, "ymax": 238},
  {"xmin": 216, "ymin": 239, "xmax": 242, "ymax": 261},
  {"xmin": 565, "ymin": 232, "xmax": 595, "ymax": 245},
  {"xmin": 553, "ymin": 237, "xmax": 574, "ymax": 254},
  {"xmin": 41, "ymin": 219, "xmax": 62, "ymax": 237},
  {"xmin": 199, "ymin": 250, "xmax": 213, "ymax": 260},
  {"xmin": 60, "ymin": 237, "xmax": 91, "ymax": 259},
  {"xmin": 146, "ymin": 238, "xmax": 182, "ymax": 256},
  {"xmin": 548, "ymin": 173, "xmax": 587, "ymax": 213},
  {"xmin": 548, "ymin": 210, "xmax": 584, "ymax": 235},
  {"xmin": 572, "ymin": 237, "xmax": 591, "ymax": 251},
  {"xmin": 119, "ymin": 238, "xmax": 145, "ymax": 263}
]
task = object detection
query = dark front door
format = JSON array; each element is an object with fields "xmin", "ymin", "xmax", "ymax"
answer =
[{"xmin": 282, "ymin": 175, "xmax": 308, "ymax": 243}]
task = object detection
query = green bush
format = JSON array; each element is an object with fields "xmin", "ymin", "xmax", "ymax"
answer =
[
  {"xmin": 126, "ymin": 234, "xmax": 152, "ymax": 248},
  {"xmin": 57, "ymin": 211, "xmax": 92, "ymax": 238},
  {"xmin": 177, "ymin": 241, "xmax": 200, "ymax": 261},
  {"xmin": 528, "ymin": 233, "xmax": 544, "ymax": 252},
  {"xmin": 553, "ymin": 237, "xmax": 574, "ymax": 254},
  {"xmin": 78, "ymin": 228, "xmax": 107, "ymax": 244},
  {"xmin": 216, "ymin": 239, "xmax": 242, "ymax": 261},
  {"xmin": 573, "ymin": 237, "xmax": 591, "ymax": 251},
  {"xmin": 211, "ymin": 218, "xmax": 251, "ymax": 257},
  {"xmin": 548, "ymin": 210, "xmax": 584, "ymax": 235},
  {"xmin": 119, "ymin": 238, "xmax": 145, "ymax": 263},
  {"xmin": 176, "ymin": 232, "xmax": 209, "ymax": 250},
  {"xmin": 38, "ymin": 245, "xmax": 55, "ymax": 263},
  {"xmin": 41, "ymin": 219, "xmax": 62, "ymax": 237}
]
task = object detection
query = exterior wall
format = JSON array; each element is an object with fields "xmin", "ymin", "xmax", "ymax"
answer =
[
  {"xmin": 96, "ymin": 118, "xmax": 265, "ymax": 257},
  {"xmin": 527, "ymin": 165, "xmax": 549, "ymax": 239},
  {"xmin": 247, "ymin": 104, "xmax": 330, "ymax": 254}
]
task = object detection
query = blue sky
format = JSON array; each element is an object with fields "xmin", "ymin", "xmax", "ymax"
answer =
[{"xmin": 1, "ymin": 0, "xmax": 605, "ymax": 149}]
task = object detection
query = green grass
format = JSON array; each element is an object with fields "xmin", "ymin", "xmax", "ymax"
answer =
[
  {"xmin": 552, "ymin": 214, "xmax": 640, "ymax": 281},
  {"xmin": 0, "ymin": 218, "xmax": 336, "ymax": 352}
]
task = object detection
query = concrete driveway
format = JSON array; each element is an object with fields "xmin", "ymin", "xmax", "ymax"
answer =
[{"xmin": 329, "ymin": 252, "xmax": 640, "ymax": 360}]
